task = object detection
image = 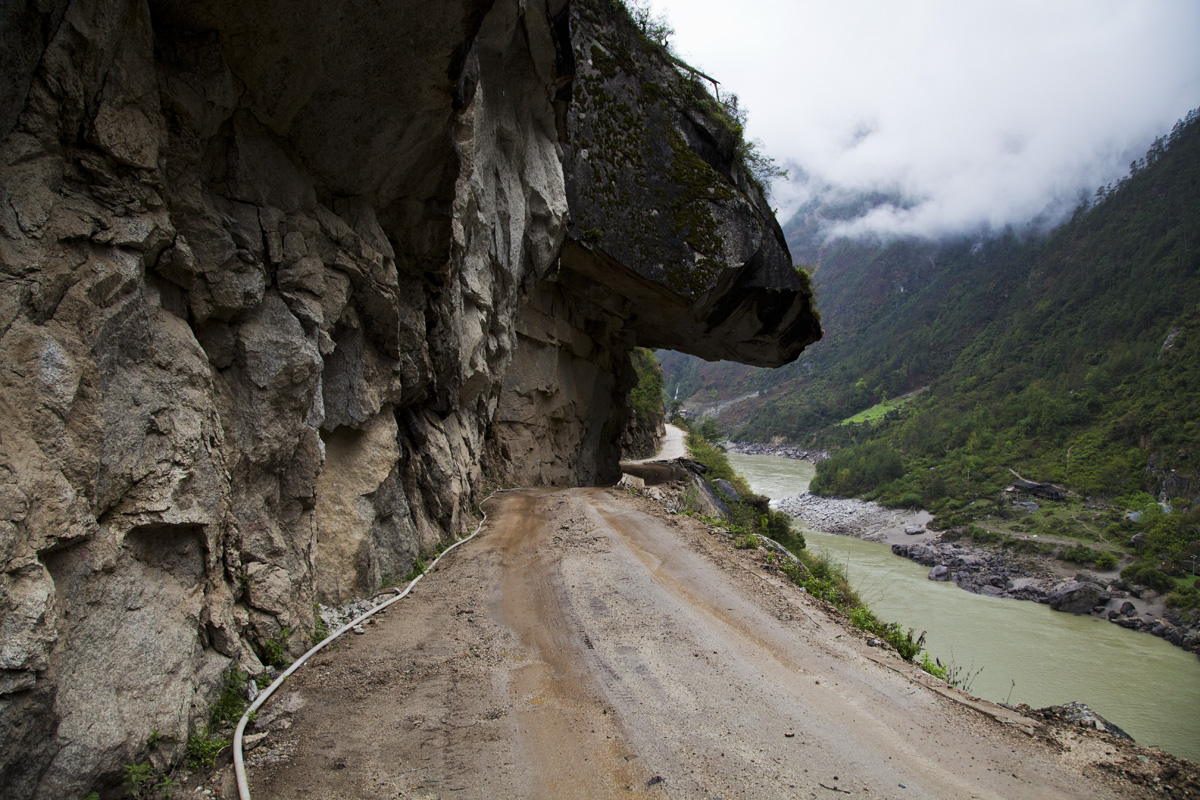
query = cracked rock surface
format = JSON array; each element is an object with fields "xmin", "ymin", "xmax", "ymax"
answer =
[{"xmin": 0, "ymin": 0, "xmax": 819, "ymax": 795}]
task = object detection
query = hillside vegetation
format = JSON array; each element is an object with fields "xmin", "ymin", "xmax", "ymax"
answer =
[
  {"xmin": 623, "ymin": 347, "xmax": 667, "ymax": 458},
  {"xmin": 661, "ymin": 108, "xmax": 1200, "ymax": 603}
]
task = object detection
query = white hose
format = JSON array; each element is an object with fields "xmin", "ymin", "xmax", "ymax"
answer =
[{"xmin": 233, "ymin": 491, "xmax": 505, "ymax": 800}]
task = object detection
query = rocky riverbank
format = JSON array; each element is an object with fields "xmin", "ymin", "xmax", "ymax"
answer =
[
  {"xmin": 778, "ymin": 491, "xmax": 1200, "ymax": 658},
  {"xmin": 776, "ymin": 492, "xmax": 924, "ymax": 540},
  {"xmin": 891, "ymin": 538, "xmax": 1200, "ymax": 655},
  {"xmin": 724, "ymin": 442, "xmax": 830, "ymax": 462}
]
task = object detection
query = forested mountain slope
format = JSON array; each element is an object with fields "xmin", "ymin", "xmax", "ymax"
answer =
[{"xmin": 664, "ymin": 108, "xmax": 1200, "ymax": 506}]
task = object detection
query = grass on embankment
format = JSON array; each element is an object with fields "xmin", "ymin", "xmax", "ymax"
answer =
[
  {"xmin": 838, "ymin": 387, "xmax": 927, "ymax": 426},
  {"xmin": 681, "ymin": 425, "xmax": 943, "ymax": 674}
]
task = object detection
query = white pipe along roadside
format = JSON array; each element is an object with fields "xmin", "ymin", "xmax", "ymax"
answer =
[{"xmin": 232, "ymin": 489, "xmax": 510, "ymax": 800}]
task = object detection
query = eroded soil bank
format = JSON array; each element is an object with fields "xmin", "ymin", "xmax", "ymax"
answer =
[{"xmin": 236, "ymin": 487, "xmax": 1194, "ymax": 800}]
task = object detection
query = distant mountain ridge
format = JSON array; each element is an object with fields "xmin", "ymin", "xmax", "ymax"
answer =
[{"xmin": 661, "ymin": 106, "xmax": 1200, "ymax": 503}]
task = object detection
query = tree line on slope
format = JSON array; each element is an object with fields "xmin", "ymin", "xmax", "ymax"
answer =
[{"xmin": 661, "ymin": 107, "xmax": 1200, "ymax": 609}]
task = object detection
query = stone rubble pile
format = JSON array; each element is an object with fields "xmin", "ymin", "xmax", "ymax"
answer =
[
  {"xmin": 1044, "ymin": 702, "xmax": 1134, "ymax": 741},
  {"xmin": 775, "ymin": 492, "xmax": 911, "ymax": 540},
  {"xmin": 315, "ymin": 597, "xmax": 392, "ymax": 636},
  {"xmin": 723, "ymin": 442, "xmax": 830, "ymax": 463}
]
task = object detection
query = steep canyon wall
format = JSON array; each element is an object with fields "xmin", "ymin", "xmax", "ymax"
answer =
[{"xmin": 0, "ymin": 0, "xmax": 819, "ymax": 795}]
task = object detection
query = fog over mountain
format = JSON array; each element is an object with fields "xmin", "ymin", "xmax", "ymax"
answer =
[{"xmin": 650, "ymin": 0, "xmax": 1200, "ymax": 239}]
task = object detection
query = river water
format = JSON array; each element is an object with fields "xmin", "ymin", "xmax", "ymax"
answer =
[{"xmin": 727, "ymin": 452, "xmax": 1200, "ymax": 762}]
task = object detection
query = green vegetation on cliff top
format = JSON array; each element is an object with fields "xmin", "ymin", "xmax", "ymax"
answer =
[{"xmin": 630, "ymin": 346, "xmax": 665, "ymax": 430}]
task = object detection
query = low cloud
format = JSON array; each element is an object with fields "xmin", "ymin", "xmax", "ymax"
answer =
[{"xmin": 654, "ymin": 0, "xmax": 1200, "ymax": 239}]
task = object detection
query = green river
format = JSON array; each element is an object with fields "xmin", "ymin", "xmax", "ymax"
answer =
[{"xmin": 727, "ymin": 452, "xmax": 1200, "ymax": 763}]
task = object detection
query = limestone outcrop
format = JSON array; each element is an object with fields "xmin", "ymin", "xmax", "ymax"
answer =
[{"xmin": 0, "ymin": 0, "xmax": 819, "ymax": 795}]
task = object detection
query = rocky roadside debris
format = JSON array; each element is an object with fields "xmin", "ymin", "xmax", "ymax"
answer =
[
  {"xmin": 779, "ymin": 491, "xmax": 1200, "ymax": 659},
  {"xmin": 1050, "ymin": 701, "xmax": 1134, "ymax": 740},
  {"xmin": 1026, "ymin": 703, "xmax": 1200, "ymax": 799},
  {"xmin": 723, "ymin": 441, "xmax": 830, "ymax": 462},
  {"xmin": 315, "ymin": 596, "xmax": 395, "ymax": 635}
]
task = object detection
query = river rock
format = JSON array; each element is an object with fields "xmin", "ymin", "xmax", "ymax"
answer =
[
  {"xmin": 1055, "ymin": 701, "xmax": 1134, "ymax": 741},
  {"xmin": 929, "ymin": 565, "xmax": 950, "ymax": 582},
  {"xmin": 780, "ymin": 492, "xmax": 923, "ymax": 541},
  {"xmin": 713, "ymin": 479, "xmax": 741, "ymax": 502},
  {"xmin": 723, "ymin": 442, "xmax": 829, "ymax": 463},
  {"xmin": 1047, "ymin": 581, "xmax": 1110, "ymax": 614}
]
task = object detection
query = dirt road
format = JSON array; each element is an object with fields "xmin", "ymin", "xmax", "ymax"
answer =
[
  {"xmin": 246, "ymin": 488, "xmax": 1160, "ymax": 799},
  {"xmin": 642, "ymin": 423, "xmax": 688, "ymax": 462}
]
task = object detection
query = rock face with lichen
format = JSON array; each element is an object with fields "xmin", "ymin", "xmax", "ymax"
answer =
[
  {"xmin": 0, "ymin": 0, "xmax": 819, "ymax": 795},
  {"xmin": 485, "ymin": 0, "xmax": 820, "ymax": 487}
]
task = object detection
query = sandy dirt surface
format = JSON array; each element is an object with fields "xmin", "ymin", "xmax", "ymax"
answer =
[
  {"xmin": 634, "ymin": 424, "xmax": 688, "ymax": 463},
  {"xmin": 246, "ymin": 488, "xmax": 1183, "ymax": 800}
]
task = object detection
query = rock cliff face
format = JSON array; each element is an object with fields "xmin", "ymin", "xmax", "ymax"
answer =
[
  {"xmin": 486, "ymin": 1, "xmax": 820, "ymax": 487},
  {"xmin": 0, "ymin": 0, "xmax": 819, "ymax": 795}
]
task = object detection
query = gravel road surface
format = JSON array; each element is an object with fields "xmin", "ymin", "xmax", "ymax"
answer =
[{"xmin": 246, "ymin": 487, "xmax": 1164, "ymax": 800}]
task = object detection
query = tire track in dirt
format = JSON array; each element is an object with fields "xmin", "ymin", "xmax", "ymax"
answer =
[{"xmin": 488, "ymin": 490, "xmax": 650, "ymax": 797}]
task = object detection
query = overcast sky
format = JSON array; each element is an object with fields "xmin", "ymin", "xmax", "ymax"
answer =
[{"xmin": 647, "ymin": 0, "xmax": 1200, "ymax": 239}]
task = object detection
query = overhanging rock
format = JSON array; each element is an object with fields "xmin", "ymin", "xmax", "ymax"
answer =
[
  {"xmin": 485, "ymin": 0, "xmax": 822, "ymax": 486},
  {"xmin": 562, "ymin": 0, "xmax": 821, "ymax": 367}
]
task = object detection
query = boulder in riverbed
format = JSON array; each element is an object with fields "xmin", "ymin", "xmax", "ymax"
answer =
[
  {"xmin": 928, "ymin": 565, "xmax": 950, "ymax": 582},
  {"xmin": 1047, "ymin": 581, "xmax": 1109, "ymax": 614}
]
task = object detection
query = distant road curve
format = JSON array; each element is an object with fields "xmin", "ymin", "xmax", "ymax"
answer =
[
  {"xmin": 619, "ymin": 423, "xmax": 690, "ymax": 484},
  {"xmin": 630, "ymin": 422, "xmax": 687, "ymax": 463}
]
